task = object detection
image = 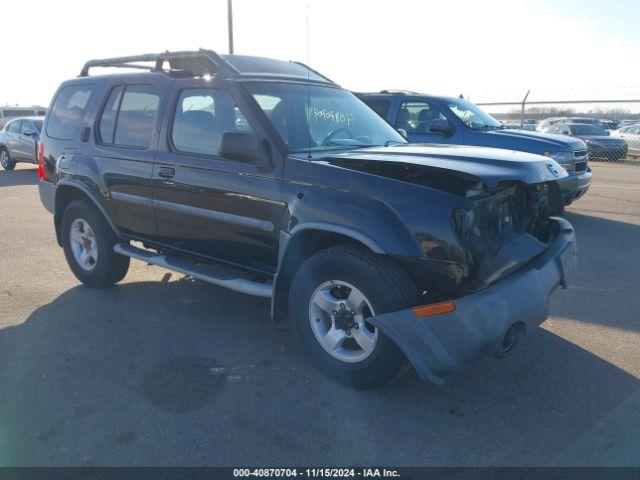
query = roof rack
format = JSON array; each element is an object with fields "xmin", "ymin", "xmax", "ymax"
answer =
[
  {"xmin": 379, "ymin": 89, "xmax": 418, "ymax": 95},
  {"xmin": 79, "ymin": 49, "xmax": 240, "ymax": 77}
]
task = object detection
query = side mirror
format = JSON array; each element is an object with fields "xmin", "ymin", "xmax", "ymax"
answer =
[
  {"xmin": 429, "ymin": 118, "xmax": 453, "ymax": 135},
  {"xmin": 219, "ymin": 132, "xmax": 261, "ymax": 164},
  {"xmin": 397, "ymin": 128, "xmax": 408, "ymax": 139},
  {"xmin": 23, "ymin": 130, "xmax": 37, "ymax": 137}
]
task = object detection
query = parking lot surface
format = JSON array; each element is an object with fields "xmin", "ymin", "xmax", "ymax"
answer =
[{"xmin": 1, "ymin": 164, "xmax": 639, "ymax": 467}]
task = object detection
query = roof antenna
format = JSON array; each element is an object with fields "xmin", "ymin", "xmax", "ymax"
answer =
[{"xmin": 306, "ymin": 0, "xmax": 312, "ymax": 160}]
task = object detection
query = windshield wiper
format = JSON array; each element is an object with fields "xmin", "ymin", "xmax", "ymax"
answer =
[{"xmin": 472, "ymin": 124, "xmax": 503, "ymax": 131}]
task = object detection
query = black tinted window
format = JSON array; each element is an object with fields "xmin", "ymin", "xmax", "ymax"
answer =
[
  {"xmin": 98, "ymin": 86, "xmax": 124, "ymax": 143},
  {"xmin": 47, "ymin": 85, "xmax": 94, "ymax": 140},
  {"xmin": 364, "ymin": 100, "xmax": 390, "ymax": 119},
  {"xmin": 171, "ymin": 88, "xmax": 251, "ymax": 157}
]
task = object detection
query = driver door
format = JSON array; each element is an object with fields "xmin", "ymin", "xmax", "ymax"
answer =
[
  {"xmin": 394, "ymin": 100, "xmax": 461, "ymax": 144},
  {"xmin": 152, "ymin": 80, "xmax": 286, "ymax": 274}
]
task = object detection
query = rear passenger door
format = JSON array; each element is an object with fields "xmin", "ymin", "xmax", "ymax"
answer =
[
  {"xmin": 91, "ymin": 77, "xmax": 171, "ymax": 236},
  {"xmin": 151, "ymin": 80, "xmax": 285, "ymax": 274}
]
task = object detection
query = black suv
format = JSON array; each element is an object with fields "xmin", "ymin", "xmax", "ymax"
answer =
[{"xmin": 38, "ymin": 50, "xmax": 577, "ymax": 388}]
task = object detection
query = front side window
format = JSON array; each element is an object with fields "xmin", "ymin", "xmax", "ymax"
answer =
[
  {"xmin": 47, "ymin": 85, "xmax": 95, "ymax": 140},
  {"xmin": 21, "ymin": 120, "xmax": 36, "ymax": 134},
  {"xmin": 446, "ymin": 98, "xmax": 502, "ymax": 130},
  {"xmin": 247, "ymin": 83, "xmax": 405, "ymax": 153},
  {"xmin": 396, "ymin": 101, "xmax": 446, "ymax": 134},
  {"xmin": 171, "ymin": 88, "xmax": 252, "ymax": 157}
]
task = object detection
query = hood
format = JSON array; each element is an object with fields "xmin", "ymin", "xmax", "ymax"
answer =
[
  {"xmin": 325, "ymin": 144, "xmax": 568, "ymax": 190},
  {"xmin": 482, "ymin": 128, "xmax": 586, "ymax": 151}
]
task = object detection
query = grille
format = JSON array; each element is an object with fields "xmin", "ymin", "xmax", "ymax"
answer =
[
  {"xmin": 574, "ymin": 149, "xmax": 587, "ymax": 158},
  {"xmin": 574, "ymin": 161, "xmax": 587, "ymax": 172}
]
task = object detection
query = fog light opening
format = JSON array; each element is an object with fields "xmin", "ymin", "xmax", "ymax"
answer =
[{"xmin": 495, "ymin": 321, "xmax": 526, "ymax": 357}]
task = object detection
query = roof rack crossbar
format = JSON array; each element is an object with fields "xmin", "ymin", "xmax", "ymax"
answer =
[
  {"xmin": 79, "ymin": 49, "xmax": 240, "ymax": 77},
  {"xmin": 289, "ymin": 61, "xmax": 335, "ymax": 84}
]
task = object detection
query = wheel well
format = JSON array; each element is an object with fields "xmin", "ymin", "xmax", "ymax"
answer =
[
  {"xmin": 54, "ymin": 185, "xmax": 117, "ymax": 246},
  {"xmin": 272, "ymin": 229, "xmax": 373, "ymax": 322}
]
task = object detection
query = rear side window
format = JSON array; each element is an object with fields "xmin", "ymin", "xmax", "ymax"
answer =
[
  {"xmin": 98, "ymin": 85, "xmax": 160, "ymax": 149},
  {"xmin": 364, "ymin": 99, "xmax": 390, "ymax": 119},
  {"xmin": 7, "ymin": 121, "xmax": 21, "ymax": 133},
  {"xmin": 98, "ymin": 86, "xmax": 124, "ymax": 143},
  {"xmin": 171, "ymin": 88, "xmax": 252, "ymax": 157},
  {"xmin": 47, "ymin": 85, "xmax": 94, "ymax": 140}
]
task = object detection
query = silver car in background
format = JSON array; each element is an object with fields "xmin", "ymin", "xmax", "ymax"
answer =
[
  {"xmin": 0, "ymin": 116, "xmax": 43, "ymax": 170},
  {"xmin": 611, "ymin": 124, "xmax": 640, "ymax": 156}
]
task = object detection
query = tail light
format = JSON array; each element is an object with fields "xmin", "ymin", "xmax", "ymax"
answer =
[{"xmin": 37, "ymin": 142, "xmax": 45, "ymax": 179}]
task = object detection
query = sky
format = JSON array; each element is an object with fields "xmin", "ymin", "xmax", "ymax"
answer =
[{"xmin": 1, "ymin": 0, "xmax": 639, "ymax": 107}]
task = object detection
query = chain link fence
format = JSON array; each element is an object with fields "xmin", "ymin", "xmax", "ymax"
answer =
[{"xmin": 473, "ymin": 87, "xmax": 640, "ymax": 187}]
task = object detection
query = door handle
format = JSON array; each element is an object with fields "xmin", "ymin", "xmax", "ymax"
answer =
[{"xmin": 158, "ymin": 167, "xmax": 175, "ymax": 178}]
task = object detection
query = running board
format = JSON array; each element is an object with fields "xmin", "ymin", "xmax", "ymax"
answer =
[{"xmin": 113, "ymin": 243, "xmax": 273, "ymax": 298}]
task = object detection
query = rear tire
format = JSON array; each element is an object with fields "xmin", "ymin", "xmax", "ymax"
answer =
[
  {"xmin": 289, "ymin": 245, "xmax": 420, "ymax": 389},
  {"xmin": 0, "ymin": 148, "xmax": 15, "ymax": 170},
  {"xmin": 60, "ymin": 199, "xmax": 130, "ymax": 287}
]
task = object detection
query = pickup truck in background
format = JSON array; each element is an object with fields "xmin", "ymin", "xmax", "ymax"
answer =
[{"xmin": 358, "ymin": 91, "xmax": 592, "ymax": 205}]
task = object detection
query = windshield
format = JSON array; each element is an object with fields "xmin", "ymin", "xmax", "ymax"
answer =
[
  {"xmin": 446, "ymin": 99, "xmax": 502, "ymax": 130},
  {"xmin": 34, "ymin": 120, "xmax": 43, "ymax": 131},
  {"xmin": 245, "ymin": 82, "xmax": 406, "ymax": 153},
  {"xmin": 570, "ymin": 124, "xmax": 607, "ymax": 136}
]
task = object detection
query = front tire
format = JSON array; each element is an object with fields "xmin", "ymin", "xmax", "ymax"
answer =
[
  {"xmin": 289, "ymin": 245, "xmax": 420, "ymax": 389},
  {"xmin": 0, "ymin": 148, "xmax": 15, "ymax": 170},
  {"xmin": 60, "ymin": 199, "xmax": 130, "ymax": 287}
]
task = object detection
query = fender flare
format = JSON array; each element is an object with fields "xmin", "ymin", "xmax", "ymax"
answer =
[
  {"xmin": 286, "ymin": 222, "xmax": 385, "ymax": 254},
  {"xmin": 271, "ymin": 221, "xmax": 406, "ymax": 321},
  {"xmin": 54, "ymin": 179, "xmax": 123, "ymax": 242}
]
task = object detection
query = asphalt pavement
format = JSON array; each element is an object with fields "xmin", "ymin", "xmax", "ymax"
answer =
[{"xmin": 0, "ymin": 165, "xmax": 638, "ymax": 466}]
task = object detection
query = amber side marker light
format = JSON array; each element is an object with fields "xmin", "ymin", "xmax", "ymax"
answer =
[{"xmin": 412, "ymin": 301, "xmax": 456, "ymax": 318}]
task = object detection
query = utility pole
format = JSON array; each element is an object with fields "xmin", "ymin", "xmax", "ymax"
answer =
[{"xmin": 227, "ymin": 0, "xmax": 234, "ymax": 54}]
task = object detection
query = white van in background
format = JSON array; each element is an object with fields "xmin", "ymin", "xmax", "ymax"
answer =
[{"xmin": 0, "ymin": 106, "xmax": 47, "ymax": 129}]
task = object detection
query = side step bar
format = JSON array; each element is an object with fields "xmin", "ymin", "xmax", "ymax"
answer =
[{"xmin": 113, "ymin": 243, "xmax": 273, "ymax": 298}]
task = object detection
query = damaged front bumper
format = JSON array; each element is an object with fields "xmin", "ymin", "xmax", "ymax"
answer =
[{"xmin": 369, "ymin": 217, "xmax": 576, "ymax": 385}]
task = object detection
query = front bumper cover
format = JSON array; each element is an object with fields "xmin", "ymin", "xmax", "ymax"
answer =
[
  {"xmin": 557, "ymin": 168, "xmax": 591, "ymax": 204},
  {"xmin": 369, "ymin": 217, "xmax": 577, "ymax": 385}
]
